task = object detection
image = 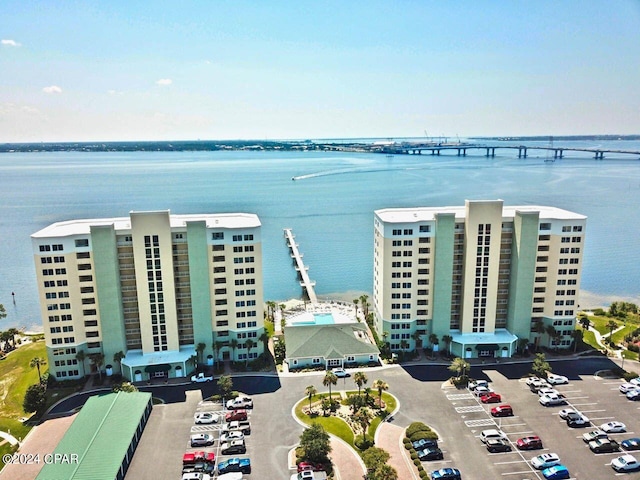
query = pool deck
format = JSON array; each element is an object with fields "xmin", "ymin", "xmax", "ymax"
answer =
[{"xmin": 284, "ymin": 302, "xmax": 359, "ymax": 327}]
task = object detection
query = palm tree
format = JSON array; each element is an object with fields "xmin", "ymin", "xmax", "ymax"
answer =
[
  {"xmin": 359, "ymin": 294, "xmax": 369, "ymax": 317},
  {"xmin": 113, "ymin": 351, "xmax": 125, "ymax": 374},
  {"xmin": 448, "ymin": 357, "xmax": 470, "ymax": 379},
  {"xmin": 354, "ymin": 371, "xmax": 368, "ymax": 396},
  {"xmin": 89, "ymin": 352, "xmax": 105, "ymax": 381},
  {"xmin": 245, "ymin": 339, "xmax": 255, "ymax": 366},
  {"xmin": 266, "ymin": 301, "xmax": 277, "ymax": 322},
  {"xmin": 400, "ymin": 339, "xmax": 409, "ymax": 353},
  {"xmin": 429, "ymin": 333, "xmax": 439, "ymax": 359},
  {"xmin": 579, "ymin": 316, "xmax": 591, "ymax": 330},
  {"xmin": 230, "ymin": 339, "xmax": 238, "ymax": 363},
  {"xmin": 323, "ymin": 371, "xmax": 338, "ymax": 407},
  {"xmin": 259, "ymin": 331, "xmax": 270, "ymax": 356},
  {"xmin": 372, "ymin": 379, "xmax": 389, "ymax": 409},
  {"xmin": 305, "ymin": 385, "xmax": 317, "ymax": 412},
  {"xmin": 411, "ymin": 331, "xmax": 422, "ymax": 351},
  {"xmin": 571, "ymin": 329, "xmax": 583, "ymax": 352},
  {"xmin": 7, "ymin": 327, "xmax": 20, "ymax": 350},
  {"xmin": 545, "ymin": 325, "xmax": 557, "ymax": 348},
  {"xmin": 196, "ymin": 342, "xmax": 206, "ymax": 365},
  {"xmin": 517, "ymin": 338, "xmax": 529, "ymax": 355},
  {"xmin": 533, "ymin": 321, "xmax": 546, "ymax": 351},
  {"xmin": 606, "ymin": 320, "xmax": 619, "ymax": 343},
  {"xmin": 442, "ymin": 334, "xmax": 453, "ymax": 357},
  {"xmin": 354, "ymin": 407, "xmax": 373, "ymax": 439},
  {"xmin": 75, "ymin": 350, "xmax": 86, "ymax": 377},
  {"xmin": 214, "ymin": 340, "xmax": 224, "ymax": 362},
  {"xmin": 353, "ymin": 299, "xmax": 359, "ymax": 317},
  {"xmin": 30, "ymin": 357, "xmax": 47, "ymax": 383}
]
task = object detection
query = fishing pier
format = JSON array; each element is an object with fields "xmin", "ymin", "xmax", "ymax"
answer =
[{"xmin": 284, "ymin": 228, "xmax": 318, "ymax": 304}]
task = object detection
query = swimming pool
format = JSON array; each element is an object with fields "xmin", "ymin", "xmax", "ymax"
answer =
[{"xmin": 291, "ymin": 313, "xmax": 336, "ymax": 326}]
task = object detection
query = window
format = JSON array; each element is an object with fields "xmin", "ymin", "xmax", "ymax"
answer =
[
  {"xmin": 212, "ymin": 232, "xmax": 224, "ymax": 240},
  {"xmin": 244, "ymin": 234, "xmax": 254, "ymax": 241},
  {"xmin": 562, "ymin": 225, "xmax": 571, "ymax": 232},
  {"xmin": 75, "ymin": 239, "xmax": 89, "ymax": 247},
  {"xmin": 573, "ymin": 226, "xmax": 582, "ymax": 232},
  {"xmin": 419, "ymin": 225, "xmax": 430, "ymax": 232},
  {"xmin": 539, "ymin": 223, "xmax": 551, "ymax": 230}
]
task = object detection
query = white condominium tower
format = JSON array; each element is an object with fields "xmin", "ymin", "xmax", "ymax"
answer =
[
  {"xmin": 373, "ymin": 200, "xmax": 586, "ymax": 359},
  {"xmin": 32, "ymin": 210, "xmax": 264, "ymax": 382}
]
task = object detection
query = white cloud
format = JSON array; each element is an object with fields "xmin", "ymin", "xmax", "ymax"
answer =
[
  {"xmin": 1, "ymin": 39, "xmax": 21, "ymax": 47},
  {"xmin": 155, "ymin": 78, "xmax": 173, "ymax": 86},
  {"xmin": 107, "ymin": 89, "xmax": 124, "ymax": 96},
  {"xmin": 42, "ymin": 85, "xmax": 62, "ymax": 94}
]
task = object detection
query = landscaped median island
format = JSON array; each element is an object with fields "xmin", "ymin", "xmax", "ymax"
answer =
[
  {"xmin": 403, "ymin": 422, "xmax": 441, "ymax": 480},
  {"xmin": 293, "ymin": 372, "xmax": 400, "ymax": 479}
]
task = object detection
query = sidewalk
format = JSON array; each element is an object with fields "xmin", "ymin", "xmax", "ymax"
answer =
[
  {"xmin": 375, "ymin": 423, "xmax": 418, "ymax": 479},
  {"xmin": 329, "ymin": 436, "xmax": 367, "ymax": 480}
]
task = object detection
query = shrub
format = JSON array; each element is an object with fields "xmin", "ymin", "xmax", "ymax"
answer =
[
  {"xmin": 627, "ymin": 344, "xmax": 640, "ymax": 353},
  {"xmin": 402, "ymin": 437, "xmax": 411, "ymax": 445},
  {"xmin": 420, "ymin": 471, "xmax": 429, "ymax": 479},
  {"xmin": 409, "ymin": 430, "xmax": 439, "ymax": 442},
  {"xmin": 413, "ymin": 458, "xmax": 421, "ymax": 466},
  {"xmin": 404, "ymin": 442, "xmax": 412, "ymax": 450},
  {"xmin": 354, "ymin": 435, "xmax": 374, "ymax": 451},
  {"xmin": 623, "ymin": 371, "xmax": 639, "ymax": 381},
  {"xmin": 410, "ymin": 451, "xmax": 418, "ymax": 460},
  {"xmin": 406, "ymin": 422, "xmax": 431, "ymax": 438},
  {"xmin": 594, "ymin": 308, "xmax": 606, "ymax": 316}
]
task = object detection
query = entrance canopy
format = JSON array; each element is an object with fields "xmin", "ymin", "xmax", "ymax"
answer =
[
  {"xmin": 144, "ymin": 364, "xmax": 171, "ymax": 373},
  {"xmin": 475, "ymin": 344, "xmax": 499, "ymax": 351}
]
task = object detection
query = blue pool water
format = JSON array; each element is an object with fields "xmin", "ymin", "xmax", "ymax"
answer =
[{"xmin": 292, "ymin": 313, "xmax": 336, "ymax": 326}]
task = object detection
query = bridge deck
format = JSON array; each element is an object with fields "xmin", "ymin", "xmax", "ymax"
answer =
[{"xmin": 284, "ymin": 228, "xmax": 318, "ymax": 304}]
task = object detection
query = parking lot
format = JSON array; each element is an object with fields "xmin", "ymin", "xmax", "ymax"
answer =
[{"xmin": 434, "ymin": 368, "xmax": 640, "ymax": 479}]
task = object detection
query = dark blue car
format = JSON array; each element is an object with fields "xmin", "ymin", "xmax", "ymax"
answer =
[
  {"xmin": 217, "ymin": 457, "xmax": 251, "ymax": 475},
  {"xmin": 431, "ymin": 468, "xmax": 461, "ymax": 480},
  {"xmin": 541, "ymin": 464, "xmax": 570, "ymax": 479}
]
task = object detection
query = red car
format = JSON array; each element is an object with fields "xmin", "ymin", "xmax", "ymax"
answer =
[
  {"xmin": 225, "ymin": 409, "xmax": 248, "ymax": 422},
  {"xmin": 297, "ymin": 462, "xmax": 325, "ymax": 473},
  {"xmin": 490, "ymin": 404, "xmax": 513, "ymax": 417},
  {"xmin": 183, "ymin": 451, "xmax": 215, "ymax": 465},
  {"xmin": 480, "ymin": 392, "xmax": 502, "ymax": 404},
  {"xmin": 516, "ymin": 436, "xmax": 543, "ymax": 450}
]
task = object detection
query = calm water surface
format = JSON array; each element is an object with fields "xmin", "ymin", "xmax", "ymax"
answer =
[{"xmin": 1, "ymin": 140, "xmax": 639, "ymax": 331}]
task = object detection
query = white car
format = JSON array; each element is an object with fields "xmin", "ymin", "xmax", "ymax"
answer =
[
  {"xmin": 525, "ymin": 376, "xmax": 541, "ymax": 386},
  {"xmin": 194, "ymin": 412, "xmax": 221, "ymax": 424},
  {"xmin": 226, "ymin": 396, "xmax": 253, "ymax": 409},
  {"xmin": 612, "ymin": 454, "xmax": 640, "ymax": 472},
  {"xmin": 620, "ymin": 383, "xmax": 638, "ymax": 394},
  {"xmin": 601, "ymin": 421, "xmax": 627, "ymax": 433},
  {"xmin": 538, "ymin": 387, "xmax": 560, "ymax": 397},
  {"xmin": 480, "ymin": 428, "xmax": 508, "ymax": 443},
  {"xmin": 332, "ymin": 368, "xmax": 350, "ymax": 378},
  {"xmin": 469, "ymin": 379, "xmax": 489, "ymax": 391},
  {"xmin": 546, "ymin": 373, "xmax": 569, "ymax": 385},
  {"xmin": 558, "ymin": 408, "xmax": 577, "ymax": 420},
  {"xmin": 473, "ymin": 386, "xmax": 495, "ymax": 397},
  {"xmin": 539, "ymin": 394, "xmax": 565, "ymax": 406},
  {"xmin": 630, "ymin": 377, "xmax": 640, "ymax": 386},
  {"xmin": 191, "ymin": 372, "xmax": 213, "ymax": 383},
  {"xmin": 531, "ymin": 453, "xmax": 561, "ymax": 469},
  {"xmin": 582, "ymin": 429, "xmax": 608, "ymax": 443},
  {"xmin": 219, "ymin": 430, "xmax": 245, "ymax": 443}
]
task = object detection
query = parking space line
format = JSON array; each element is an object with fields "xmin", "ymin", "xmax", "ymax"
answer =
[
  {"xmin": 570, "ymin": 402, "xmax": 598, "ymax": 406},
  {"xmin": 447, "ymin": 393, "xmax": 475, "ymax": 400},
  {"xmin": 503, "ymin": 430, "xmax": 534, "ymax": 436},
  {"xmin": 498, "ymin": 423, "xmax": 527, "ymax": 428},
  {"xmin": 455, "ymin": 405, "xmax": 485, "ymax": 413},
  {"xmin": 493, "ymin": 459, "xmax": 529, "ymax": 465},
  {"xmin": 501, "ymin": 470, "xmax": 541, "ymax": 476}
]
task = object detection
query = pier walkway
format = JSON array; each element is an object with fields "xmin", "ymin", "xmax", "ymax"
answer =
[{"xmin": 284, "ymin": 228, "xmax": 318, "ymax": 304}]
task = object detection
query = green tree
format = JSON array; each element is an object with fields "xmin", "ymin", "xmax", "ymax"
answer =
[
  {"xmin": 400, "ymin": 339, "xmax": 409, "ymax": 353},
  {"xmin": 305, "ymin": 385, "xmax": 317, "ymax": 412},
  {"xmin": 113, "ymin": 351, "xmax": 125, "ymax": 374},
  {"xmin": 429, "ymin": 333, "xmax": 439, "ymax": 359},
  {"xmin": 230, "ymin": 339, "xmax": 238, "ymax": 362},
  {"xmin": 359, "ymin": 294, "xmax": 369, "ymax": 317},
  {"xmin": 298, "ymin": 423, "xmax": 331, "ymax": 465},
  {"xmin": 354, "ymin": 406, "xmax": 373, "ymax": 439},
  {"xmin": 533, "ymin": 321, "xmax": 546, "ymax": 351},
  {"xmin": 411, "ymin": 331, "xmax": 422, "ymax": 351},
  {"xmin": 579, "ymin": 316, "xmax": 591, "ymax": 330},
  {"xmin": 89, "ymin": 352, "xmax": 105, "ymax": 381},
  {"xmin": 30, "ymin": 357, "xmax": 47, "ymax": 384},
  {"xmin": 571, "ymin": 329, "xmax": 583, "ymax": 352},
  {"xmin": 354, "ymin": 371, "xmax": 368, "ymax": 396},
  {"xmin": 23, "ymin": 383, "xmax": 47, "ymax": 413},
  {"xmin": 322, "ymin": 371, "xmax": 338, "ymax": 406},
  {"xmin": 370, "ymin": 463, "xmax": 398, "ymax": 480},
  {"xmin": 112, "ymin": 381, "xmax": 138, "ymax": 393},
  {"xmin": 75, "ymin": 350, "xmax": 86, "ymax": 377},
  {"xmin": 545, "ymin": 325, "xmax": 557, "ymax": 347},
  {"xmin": 214, "ymin": 340, "xmax": 224, "ymax": 362},
  {"xmin": 517, "ymin": 338, "xmax": 529, "ymax": 355},
  {"xmin": 448, "ymin": 357, "xmax": 470, "ymax": 379},
  {"xmin": 362, "ymin": 446, "xmax": 390, "ymax": 472},
  {"xmin": 532, "ymin": 352, "xmax": 552, "ymax": 378},
  {"xmin": 196, "ymin": 342, "xmax": 206, "ymax": 365},
  {"xmin": 442, "ymin": 334, "xmax": 453, "ymax": 356},
  {"xmin": 353, "ymin": 298, "xmax": 359, "ymax": 317},
  {"xmin": 259, "ymin": 331, "xmax": 269, "ymax": 356},
  {"xmin": 217, "ymin": 374, "xmax": 233, "ymax": 401},
  {"xmin": 606, "ymin": 320, "xmax": 619, "ymax": 342},
  {"xmin": 245, "ymin": 338, "xmax": 255, "ymax": 367},
  {"xmin": 372, "ymin": 379, "xmax": 388, "ymax": 409}
]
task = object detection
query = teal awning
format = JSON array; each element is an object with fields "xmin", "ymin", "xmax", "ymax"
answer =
[
  {"xmin": 144, "ymin": 363, "xmax": 171, "ymax": 373},
  {"xmin": 475, "ymin": 344, "xmax": 499, "ymax": 351}
]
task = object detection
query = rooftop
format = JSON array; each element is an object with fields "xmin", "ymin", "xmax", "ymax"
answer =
[{"xmin": 284, "ymin": 322, "xmax": 379, "ymax": 359}]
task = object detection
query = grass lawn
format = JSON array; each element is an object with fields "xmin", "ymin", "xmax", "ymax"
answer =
[
  {"xmin": 590, "ymin": 315, "xmax": 619, "ymax": 336},
  {"xmin": 582, "ymin": 330, "xmax": 600, "ymax": 350},
  {"xmin": 0, "ymin": 341, "xmax": 47, "ymax": 420},
  {"xmin": 622, "ymin": 349, "xmax": 639, "ymax": 361},
  {"xmin": 612, "ymin": 324, "xmax": 636, "ymax": 344}
]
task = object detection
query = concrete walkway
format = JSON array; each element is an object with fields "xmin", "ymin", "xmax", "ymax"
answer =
[
  {"xmin": 329, "ymin": 436, "xmax": 367, "ymax": 480},
  {"xmin": 375, "ymin": 423, "xmax": 418, "ymax": 479},
  {"xmin": 0, "ymin": 430, "xmax": 19, "ymax": 446}
]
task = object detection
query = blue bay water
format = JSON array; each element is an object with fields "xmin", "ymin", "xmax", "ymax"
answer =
[{"xmin": 1, "ymin": 140, "xmax": 640, "ymax": 331}]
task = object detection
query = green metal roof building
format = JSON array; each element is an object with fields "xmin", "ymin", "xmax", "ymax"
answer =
[{"xmin": 36, "ymin": 391, "xmax": 153, "ymax": 480}]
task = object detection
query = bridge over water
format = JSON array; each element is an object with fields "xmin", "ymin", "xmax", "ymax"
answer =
[{"xmin": 379, "ymin": 143, "xmax": 640, "ymax": 160}]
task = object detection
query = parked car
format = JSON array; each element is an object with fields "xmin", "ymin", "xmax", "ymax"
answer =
[
  {"xmin": 480, "ymin": 429, "xmax": 507, "ymax": 443},
  {"xmin": 219, "ymin": 431, "xmax": 244, "ymax": 443},
  {"xmin": 226, "ymin": 396, "xmax": 253, "ymax": 410},
  {"xmin": 225, "ymin": 409, "xmax": 248, "ymax": 422},
  {"xmin": 480, "ymin": 393, "xmax": 501, "ymax": 404},
  {"xmin": 612, "ymin": 454, "xmax": 640, "ymax": 472},
  {"xmin": 538, "ymin": 387, "xmax": 560, "ymax": 397},
  {"xmin": 531, "ymin": 453, "xmax": 561, "ymax": 470},
  {"xmin": 546, "ymin": 373, "xmax": 569, "ymax": 385},
  {"xmin": 430, "ymin": 468, "xmax": 461, "ymax": 480},
  {"xmin": 221, "ymin": 420, "xmax": 251, "ymax": 435},
  {"xmin": 191, "ymin": 373, "xmax": 213, "ymax": 383},
  {"xmin": 529, "ymin": 379, "xmax": 552, "ymax": 393},
  {"xmin": 525, "ymin": 376, "xmax": 540, "ymax": 386},
  {"xmin": 630, "ymin": 377, "xmax": 640, "ymax": 386},
  {"xmin": 622, "ymin": 438, "xmax": 640, "ymax": 451},
  {"xmin": 412, "ymin": 438, "xmax": 438, "ymax": 450},
  {"xmin": 589, "ymin": 438, "xmax": 620, "ymax": 453},
  {"xmin": 626, "ymin": 390, "xmax": 640, "ymax": 401},
  {"xmin": 601, "ymin": 421, "xmax": 627, "ymax": 433},
  {"xmin": 539, "ymin": 394, "xmax": 565, "ymax": 406},
  {"xmin": 417, "ymin": 447, "xmax": 444, "ymax": 461},
  {"xmin": 565, "ymin": 412, "xmax": 590, "ymax": 428},
  {"xmin": 332, "ymin": 368, "xmax": 350, "ymax": 378},
  {"xmin": 183, "ymin": 451, "xmax": 215, "ymax": 465},
  {"xmin": 490, "ymin": 405, "xmax": 513, "ymax": 417},
  {"xmin": 582, "ymin": 429, "xmax": 609, "ymax": 443},
  {"xmin": 194, "ymin": 412, "xmax": 220, "ymax": 424},
  {"xmin": 557, "ymin": 408, "xmax": 577, "ymax": 420},
  {"xmin": 217, "ymin": 474, "xmax": 243, "ymax": 480},
  {"xmin": 619, "ymin": 382, "xmax": 638, "ymax": 394},
  {"xmin": 541, "ymin": 465, "xmax": 570, "ymax": 479},
  {"xmin": 469, "ymin": 379, "xmax": 489, "ymax": 391},
  {"xmin": 516, "ymin": 436, "xmax": 543, "ymax": 450},
  {"xmin": 473, "ymin": 386, "xmax": 494, "ymax": 397},
  {"xmin": 291, "ymin": 471, "xmax": 328, "ymax": 480},
  {"xmin": 181, "ymin": 473, "xmax": 211, "ymax": 480},
  {"xmin": 297, "ymin": 462, "xmax": 326, "ymax": 473},
  {"xmin": 486, "ymin": 438, "xmax": 512, "ymax": 453},
  {"xmin": 190, "ymin": 433, "xmax": 215, "ymax": 447},
  {"xmin": 220, "ymin": 440, "xmax": 247, "ymax": 455},
  {"xmin": 218, "ymin": 457, "xmax": 251, "ymax": 475}
]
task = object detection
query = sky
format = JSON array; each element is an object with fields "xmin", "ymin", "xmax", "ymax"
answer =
[{"xmin": 1, "ymin": 1, "xmax": 639, "ymax": 142}]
